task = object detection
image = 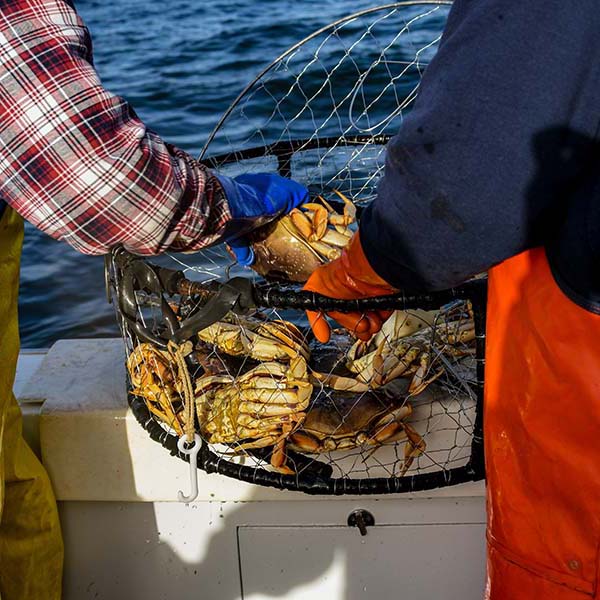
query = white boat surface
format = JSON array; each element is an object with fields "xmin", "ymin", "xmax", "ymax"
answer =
[{"xmin": 16, "ymin": 339, "xmax": 486, "ymax": 600}]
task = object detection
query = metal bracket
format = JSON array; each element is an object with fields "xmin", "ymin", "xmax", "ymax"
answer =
[{"xmin": 107, "ymin": 246, "xmax": 258, "ymax": 348}]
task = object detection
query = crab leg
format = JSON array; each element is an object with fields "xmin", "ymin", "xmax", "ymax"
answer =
[
  {"xmin": 321, "ymin": 228, "xmax": 353, "ymax": 247},
  {"xmin": 290, "ymin": 206, "xmax": 332, "ymax": 243},
  {"xmin": 253, "ymin": 325, "xmax": 310, "ymax": 361},
  {"xmin": 307, "ymin": 239, "xmax": 343, "ymax": 261},
  {"xmin": 288, "ymin": 431, "xmax": 322, "ymax": 453},
  {"xmin": 361, "ymin": 405, "xmax": 413, "ymax": 446},
  {"xmin": 399, "ymin": 424, "xmax": 426, "ymax": 476},
  {"xmin": 301, "ymin": 203, "xmax": 329, "ymax": 240},
  {"xmin": 145, "ymin": 397, "xmax": 184, "ymax": 436},
  {"xmin": 230, "ymin": 434, "xmax": 280, "ymax": 449},
  {"xmin": 440, "ymin": 321, "xmax": 476, "ymax": 345},
  {"xmin": 310, "ymin": 371, "xmax": 371, "ymax": 393},
  {"xmin": 271, "ymin": 436, "xmax": 295, "ymax": 475},
  {"xmin": 234, "ymin": 387, "xmax": 307, "ymax": 404},
  {"xmin": 329, "ymin": 189, "xmax": 357, "ymax": 226},
  {"xmin": 234, "ymin": 415, "xmax": 303, "ymax": 433},
  {"xmin": 238, "ymin": 402, "xmax": 309, "ymax": 416},
  {"xmin": 407, "ymin": 352, "xmax": 445, "ymax": 396},
  {"xmin": 381, "ymin": 346, "xmax": 423, "ymax": 385}
]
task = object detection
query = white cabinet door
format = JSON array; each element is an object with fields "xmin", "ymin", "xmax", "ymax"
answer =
[{"xmin": 238, "ymin": 523, "xmax": 486, "ymax": 600}]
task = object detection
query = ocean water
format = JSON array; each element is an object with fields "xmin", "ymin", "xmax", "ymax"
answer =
[{"xmin": 18, "ymin": 0, "xmax": 448, "ymax": 348}]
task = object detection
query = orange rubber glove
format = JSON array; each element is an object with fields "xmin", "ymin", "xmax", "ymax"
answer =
[{"xmin": 303, "ymin": 231, "xmax": 398, "ymax": 343}]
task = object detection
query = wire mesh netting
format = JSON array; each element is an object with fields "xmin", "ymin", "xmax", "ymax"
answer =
[
  {"xmin": 107, "ymin": 1, "xmax": 487, "ymax": 495},
  {"xmin": 201, "ymin": 1, "xmax": 452, "ymax": 200}
]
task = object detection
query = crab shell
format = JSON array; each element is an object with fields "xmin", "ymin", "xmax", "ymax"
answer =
[{"xmin": 248, "ymin": 216, "xmax": 324, "ymax": 283}]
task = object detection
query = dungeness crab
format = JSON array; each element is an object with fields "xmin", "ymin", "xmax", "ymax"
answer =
[
  {"xmin": 311, "ymin": 305, "xmax": 475, "ymax": 395},
  {"xmin": 311, "ymin": 310, "xmax": 442, "ymax": 395},
  {"xmin": 195, "ymin": 356, "xmax": 312, "ymax": 474},
  {"xmin": 127, "ymin": 342, "xmax": 188, "ymax": 435},
  {"xmin": 288, "ymin": 390, "xmax": 425, "ymax": 476},
  {"xmin": 246, "ymin": 190, "xmax": 356, "ymax": 282}
]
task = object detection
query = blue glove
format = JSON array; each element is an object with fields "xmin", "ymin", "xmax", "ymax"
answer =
[{"xmin": 216, "ymin": 172, "xmax": 309, "ymax": 266}]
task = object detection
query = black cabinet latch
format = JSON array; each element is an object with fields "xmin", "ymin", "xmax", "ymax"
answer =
[{"xmin": 347, "ymin": 509, "xmax": 375, "ymax": 536}]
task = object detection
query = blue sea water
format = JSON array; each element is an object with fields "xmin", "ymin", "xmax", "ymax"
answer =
[{"xmin": 18, "ymin": 0, "xmax": 447, "ymax": 348}]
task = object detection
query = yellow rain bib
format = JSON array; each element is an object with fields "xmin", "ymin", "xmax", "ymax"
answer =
[{"xmin": 0, "ymin": 207, "xmax": 63, "ymax": 599}]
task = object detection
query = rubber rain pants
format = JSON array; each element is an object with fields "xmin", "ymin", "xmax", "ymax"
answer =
[
  {"xmin": 0, "ymin": 207, "xmax": 63, "ymax": 599},
  {"xmin": 485, "ymin": 247, "xmax": 600, "ymax": 599}
]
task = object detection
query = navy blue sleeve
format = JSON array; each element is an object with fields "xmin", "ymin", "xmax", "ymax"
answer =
[{"xmin": 360, "ymin": 0, "xmax": 600, "ymax": 291}]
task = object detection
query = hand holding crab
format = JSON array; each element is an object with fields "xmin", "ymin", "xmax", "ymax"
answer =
[{"xmin": 303, "ymin": 230, "xmax": 399, "ymax": 342}]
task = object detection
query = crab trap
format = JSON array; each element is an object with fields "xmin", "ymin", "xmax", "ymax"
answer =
[{"xmin": 106, "ymin": 1, "xmax": 488, "ymax": 496}]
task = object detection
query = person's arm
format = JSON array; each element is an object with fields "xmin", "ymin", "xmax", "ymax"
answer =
[
  {"xmin": 0, "ymin": 1, "xmax": 306, "ymax": 256},
  {"xmin": 360, "ymin": 0, "xmax": 600, "ymax": 291}
]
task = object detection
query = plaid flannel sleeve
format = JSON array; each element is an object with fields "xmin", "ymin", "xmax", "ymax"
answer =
[{"xmin": 0, "ymin": 0, "xmax": 232, "ymax": 255}]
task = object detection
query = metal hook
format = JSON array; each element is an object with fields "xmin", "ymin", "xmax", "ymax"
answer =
[{"xmin": 177, "ymin": 434, "xmax": 201, "ymax": 503}]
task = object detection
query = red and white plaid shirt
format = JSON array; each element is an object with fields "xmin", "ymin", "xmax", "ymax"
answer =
[{"xmin": 0, "ymin": 0, "xmax": 231, "ymax": 255}]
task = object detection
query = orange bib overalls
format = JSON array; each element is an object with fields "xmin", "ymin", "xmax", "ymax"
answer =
[{"xmin": 485, "ymin": 247, "xmax": 600, "ymax": 598}]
